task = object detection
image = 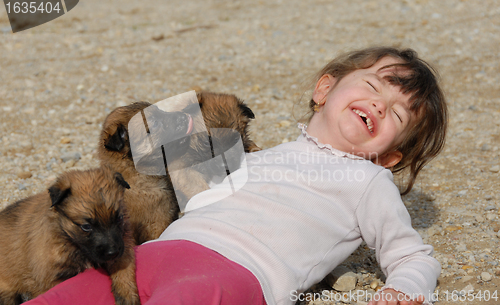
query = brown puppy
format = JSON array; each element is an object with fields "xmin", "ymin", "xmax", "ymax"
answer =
[
  {"xmin": 168, "ymin": 91, "xmax": 260, "ymax": 204},
  {"xmin": 98, "ymin": 102, "xmax": 192, "ymax": 244},
  {"xmin": 98, "ymin": 91, "xmax": 259, "ymax": 244},
  {"xmin": 0, "ymin": 166, "xmax": 139, "ymax": 305}
]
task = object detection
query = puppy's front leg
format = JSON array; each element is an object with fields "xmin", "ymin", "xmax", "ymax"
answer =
[
  {"xmin": 107, "ymin": 245, "xmax": 140, "ymax": 305},
  {"xmin": 169, "ymin": 168, "xmax": 210, "ymax": 202}
]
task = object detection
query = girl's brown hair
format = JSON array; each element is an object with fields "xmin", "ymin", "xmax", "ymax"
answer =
[{"xmin": 307, "ymin": 46, "xmax": 447, "ymax": 195}]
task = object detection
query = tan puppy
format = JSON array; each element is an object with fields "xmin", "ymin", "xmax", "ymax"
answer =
[
  {"xmin": 168, "ymin": 91, "xmax": 260, "ymax": 203},
  {"xmin": 98, "ymin": 102, "xmax": 191, "ymax": 244},
  {"xmin": 0, "ymin": 167, "xmax": 139, "ymax": 305},
  {"xmin": 98, "ymin": 92, "xmax": 259, "ymax": 244}
]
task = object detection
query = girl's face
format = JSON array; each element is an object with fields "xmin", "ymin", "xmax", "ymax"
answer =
[{"xmin": 307, "ymin": 57, "xmax": 416, "ymax": 167}]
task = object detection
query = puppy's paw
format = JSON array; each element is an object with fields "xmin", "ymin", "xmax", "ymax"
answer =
[
  {"xmin": 114, "ymin": 293, "xmax": 141, "ymax": 305},
  {"xmin": 109, "ymin": 249, "xmax": 140, "ymax": 305}
]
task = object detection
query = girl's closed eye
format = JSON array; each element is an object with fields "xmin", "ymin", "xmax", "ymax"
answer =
[
  {"xmin": 393, "ymin": 109, "xmax": 403, "ymax": 123},
  {"xmin": 366, "ymin": 81, "xmax": 378, "ymax": 92}
]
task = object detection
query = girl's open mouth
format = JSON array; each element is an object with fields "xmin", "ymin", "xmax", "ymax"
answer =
[{"xmin": 352, "ymin": 109, "xmax": 374, "ymax": 133}]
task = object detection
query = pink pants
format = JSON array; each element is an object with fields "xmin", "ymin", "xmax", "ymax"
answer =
[{"xmin": 25, "ymin": 240, "xmax": 266, "ymax": 305}]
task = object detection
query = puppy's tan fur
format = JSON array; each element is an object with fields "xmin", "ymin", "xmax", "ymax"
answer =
[
  {"xmin": 0, "ymin": 167, "xmax": 139, "ymax": 305},
  {"xmin": 98, "ymin": 92, "xmax": 259, "ymax": 244},
  {"xmin": 169, "ymin": 91, "xmax": 260, "ymax": 202},
  {"xmin": 98, "ymin": 102, "xmax": 181, "ymax": 244}
]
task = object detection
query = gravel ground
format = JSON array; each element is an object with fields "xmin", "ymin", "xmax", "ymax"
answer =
[{"xmin": 1, "ymin": 0, "xmax": 499, "ymax": 304}]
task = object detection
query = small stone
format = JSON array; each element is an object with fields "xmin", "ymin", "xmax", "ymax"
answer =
[
  {"xmin": 151, "ymin": 34, "xmax": 165, "ymax": 41},
  {"xmin": 18, "ymin": 183, "xmax": 27, "ymax": 191},
  {"xmin": 456, "ymin": 244, "xmax": 467, "ymax": 251},
  {"xmin": 279, "ymin": 120, "xmax": 291, "ymax": 128},
  {"xmin": 475, "ymin": 214, "xmax": 485, "ymax": 222},
  {"xmin": 463, "ymin": 284, "xmax": 474, "ymax": 293},
  {"xmin": 19, "ymin": 141, "xmax": 33, "ymax": 149},
  {"xmin": 332, "ymin": 272, "xmax": 357, "ymax": 292},
  {"xmin": 492, "ymin": 223, "xmax": 500, "ymax": 233},
  {"xmin": 445, "ymin": 225, "xmax": 463, "ymax": 232},
  {"xmin": 426, "ymin": 227, "xmax": 439, "ymax": 236},
  {"xmin": 486, "ymin": 213, "xmax": 496, "ymax": 221},
  {"xmin": 481, "ymin": 144, "xmax": 490, "ymax": 151},
  {"xmin": 60, "ymin": 137, "xmax": 71, "ymax": 144},
  {"xmin": 60, "ymin": 151, "xmax": 81, "ymax": 162},
  {"xmin": 17, "ymin": 171, "xmax": 32, "ymax": 179},
  {"xmin": 460, "ymin": 276, "xmax": 474, "ymax": 283},
  {"xmin": 369, "ymin": 280, "xmax": 379, "ymax": 290},
  {"xmin": 329, "ymin": 266, "xmax": 358, "ymax": 292},
  {"xmin": 457, "ymin": 190, "xmax": 467, "ymax": 196},
  {"xmin": 63, "ymin": 159, "xmax": 77, "ymax": 169},
  {"xmin": 489, "ymin": 165, "xmax": 500, "ymax": 173},
  {"xmin": 461, "ymin": 265, "xmax": 473, "ymax": 271},
  {"xmin": 481, "ymin": 272, "xmax": 492, "ymax": 282},
  {"xmin": 485, "ymin": 195, "xmax": 493, "ymax": 201}
]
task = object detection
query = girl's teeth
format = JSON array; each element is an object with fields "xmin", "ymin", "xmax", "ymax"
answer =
[{"xmin": 353, "ymin": 109, "xmax": 374, "ymax": 133}]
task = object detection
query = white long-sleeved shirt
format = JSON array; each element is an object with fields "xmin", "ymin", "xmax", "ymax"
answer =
[{"xmin": 155, "ymin": 124, "xmax": 441, "ymax": 305}]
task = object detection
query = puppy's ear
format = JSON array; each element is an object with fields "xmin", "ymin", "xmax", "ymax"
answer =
[
  {"xmin": 48, "ymin": 185, "xmax": 72, "ymax": 207},
  {"xmin": 104, "ymin": 124, "xmax": 128, "ymax": 152},
  {"xmin": 114, "ymin": 172, "xmax": 131, "ymax": 189},
  {"xmin": 239, "ymin": 103, "xmax": 255, "ymax": 119}
]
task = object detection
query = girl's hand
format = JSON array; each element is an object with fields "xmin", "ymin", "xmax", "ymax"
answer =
[{"xmin": 367, "ymin": 288, "xmax": 425, "ymax": 305}]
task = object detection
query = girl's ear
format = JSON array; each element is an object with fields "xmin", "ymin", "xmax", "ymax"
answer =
[
  {"xmin": 375, "ymin": 150, "xmax": 403, "ymax": 168},
  {"xmin": 312, "ymin": 74, "xmax": 336, "ymax": 104}
]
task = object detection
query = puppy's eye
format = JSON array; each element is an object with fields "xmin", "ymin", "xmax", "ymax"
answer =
[
  {"xmin": 80, "ymin": 224, "xmax": 92, "ymax": 232},
  {"xmin": 117, "ymin": 214, "xmax": 124, "ymax": 223}
]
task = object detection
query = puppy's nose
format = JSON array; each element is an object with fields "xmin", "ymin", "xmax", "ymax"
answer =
[{"xmin": 104, "ymin": 248, "xmax": 120, "ymax": 261}]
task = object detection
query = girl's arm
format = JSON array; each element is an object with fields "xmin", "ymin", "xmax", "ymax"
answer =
[{"xmin": 355, "ymin": 169, "xmax": 441, "ymax": 305}]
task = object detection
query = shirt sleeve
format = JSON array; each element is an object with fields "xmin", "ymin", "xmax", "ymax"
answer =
[{"xmin": 355, "ymin": 169, "xmax": 441, "ymax": 304}]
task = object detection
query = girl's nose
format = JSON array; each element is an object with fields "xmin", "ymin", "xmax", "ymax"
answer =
[{"xmin": 371, "ymin": 100, "xmax": 386, "ymax": 118}]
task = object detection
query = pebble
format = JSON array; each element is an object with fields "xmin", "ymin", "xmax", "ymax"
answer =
[
  {"xmin": 474, "ymin": 214, "xmax": 485, "ymax": 222},
  {"xmin": 490, "ymin": 165, "xmax": 500, "ymax": 173},
  {"xmin": 491, "ymin": 223, "xmax": 500, "ymax": 233},
  {"xmin": 486, "ymin": 213, "xmax": 496, "ymax": 221},
  {"xmin": 279, "ymin": 120, "xmax": 291, "ymax": 128},
  {"xmin": 329, "ymin": 266, "xmax": 358, "ymax": 292},
  {"xmin": 60, "ymin": 152, "xmax": 81, "ymax": 162},
  {"xmin": 456, "ymin": 244, "xmax": 467, "ymax": 251},
  {"xmin": 60, "ymin": 137, "xmax": 71, "ymax": 144},
  {"xmin": 480, "ymin": 272, "xmax": 492, "ymax": 282},
  {"xmin": 445, "ymin": 225, "xmax": 463, "ymax": 232},
  {"xmin": 16, "ymin": 171, "xmax": 32, "ymax": 179},
  {"xmin": 460, "ymin": 275, "xmax": 474, "ymax": 283},
  {"xmin": 457, "ymin": 190, "xmax": 467, "ymax": 196},
  {"xmin": 18, "ymin": 183, "xmax": 27, "ymax": 191},
  {"xmin": 463, "ymin": 284, "xmax": 474, "ymax": 292}
]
